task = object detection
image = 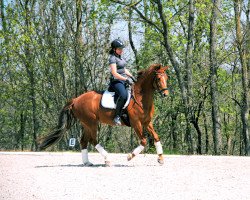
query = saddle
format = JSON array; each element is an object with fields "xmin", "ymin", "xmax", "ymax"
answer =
[
  {"xmin": 101, "ymin": 89, "xmax": 131, "ymax": 110},
  {"xmin": 101, "ymin": 88, "xmax": 132, "ymax": 127}
]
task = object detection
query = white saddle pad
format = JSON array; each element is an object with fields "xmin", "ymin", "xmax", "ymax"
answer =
[{"xmin": 101, "ymin": 90, "xmax": 131, "ymax": 109}]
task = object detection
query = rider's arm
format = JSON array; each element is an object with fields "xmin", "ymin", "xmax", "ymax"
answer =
[{"xmin": 110, "ymin": 64, "xmax": 127, "ymax": 81}]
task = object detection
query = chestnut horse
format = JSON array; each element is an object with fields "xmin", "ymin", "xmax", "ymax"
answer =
[{"xmin": 38, "ymin": 64, "xmax": 169, "ymax": 166}]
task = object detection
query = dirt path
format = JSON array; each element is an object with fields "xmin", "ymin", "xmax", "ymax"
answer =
[{"xmin": 0, "ymin": 152, "xmax": 250, "ymax": 200}]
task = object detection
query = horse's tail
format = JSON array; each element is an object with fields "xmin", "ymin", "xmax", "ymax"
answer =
[{"xmin": 38, "ymin": 100, "xmax": 75, "ymax": 150}]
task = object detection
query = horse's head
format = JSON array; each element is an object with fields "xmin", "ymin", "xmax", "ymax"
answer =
[{"xmin": 153, "ymin": 65, "xmax": 169, "ymax": 97}]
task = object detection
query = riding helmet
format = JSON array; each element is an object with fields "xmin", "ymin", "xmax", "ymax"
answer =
[{"xmin": 111, "ymin": 39, "xmax": 125, "ymax": 49}]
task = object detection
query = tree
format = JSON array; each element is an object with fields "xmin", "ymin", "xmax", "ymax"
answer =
[
  {"xmin": 234, "ymin": 0, "xmax": 250, "ymax": 155},
  {"xmin": 209, "ymin": 0, "xmax": 222, "ymax": 155}
]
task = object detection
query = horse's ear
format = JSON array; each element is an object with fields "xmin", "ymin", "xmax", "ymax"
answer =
[
  {"xmin": 163, "ymin": 66, "xmax": 169, "ymax": 71},
  {"xmin": 154, "ymin": 64, "xmax": 162, "ymax": 71},
  {"xmin": 137, "ymin": 70, "xmax": 144, "ymax": 78}
]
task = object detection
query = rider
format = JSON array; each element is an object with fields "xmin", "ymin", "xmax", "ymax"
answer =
[{"xmin": 108, "ymin": 39, "xmax": 135, "ymax": 125}]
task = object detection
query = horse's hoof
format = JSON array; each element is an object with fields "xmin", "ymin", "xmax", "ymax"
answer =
[
  {"xmin": 83, "ymin": 161, "xmax": 93, "ymax": 167},
  {"xmin": 157, "ymin": 157, "xmax": 164, "ymax": 165},
  {"xmin": 127, "ymin": 153, "xmax": 133, "ymax": 161},
  {"xmin": 105, "ymin": 161, "xmax": 111, "ymax": 167}
]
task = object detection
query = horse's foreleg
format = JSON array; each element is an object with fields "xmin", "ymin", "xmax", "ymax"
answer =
[
  {"xmin": 127, "ymin": 138, "xmax": 146, "ymax": 161},
  {"xmin": 128, "ymin": 122, "xmax": 146, "ymax": 161},
  {"xmin": 146, "ymin": 122, "xmax": 164, "ymax": 165}
]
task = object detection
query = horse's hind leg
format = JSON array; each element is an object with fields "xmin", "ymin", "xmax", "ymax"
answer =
[
  {"xmin": 80, "ymin": 124, "xmax": 93, "ymax": 166},
  {"xmin": 84, "ymin": 122, "xmax": 111, "ymax": 167}
]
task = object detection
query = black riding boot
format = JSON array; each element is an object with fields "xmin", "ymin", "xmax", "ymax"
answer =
[{"xmin": 113, "ymin": 97, "xmax": 125, "ymax": 125}]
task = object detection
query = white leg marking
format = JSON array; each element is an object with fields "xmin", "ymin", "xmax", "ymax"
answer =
[
  {"xmin": 95, "ymin": 144, "xmax": 109, "ymax": 161},
  {"xmin": 81, "ymin": 149, "xmax": 93, "ymax": 166},
  {"xmin": 155, "ymin": 141, "xmax": 163, "ymax": 154},
  {"xmin": 132, "ymin": 145, "xmax": 145, "ymax": 156}
]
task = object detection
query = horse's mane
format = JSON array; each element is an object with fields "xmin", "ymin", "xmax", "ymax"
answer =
[{"xmin": 137, "ymin": 64, "xmax": 163, "ymax": 79}]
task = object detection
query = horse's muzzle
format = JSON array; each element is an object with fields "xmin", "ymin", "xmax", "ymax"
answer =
[{"xmin": 160, "ymin": 88, "xmax": 169, "ymax": 97}]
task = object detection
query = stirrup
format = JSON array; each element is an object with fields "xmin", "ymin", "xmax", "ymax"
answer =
[{"xmin": 113, "ymin": 116, "xmax": 121, "ymax": 125}]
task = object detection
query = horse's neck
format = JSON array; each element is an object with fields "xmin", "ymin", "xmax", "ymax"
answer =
[{"xmin": 135, "ymin": 75, "xmax": 154, "ymax": 110}]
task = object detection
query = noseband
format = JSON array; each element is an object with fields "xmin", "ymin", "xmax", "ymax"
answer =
[{"xmin": 153, "ymin": 72, "xmax": 168, "ymax": 94}]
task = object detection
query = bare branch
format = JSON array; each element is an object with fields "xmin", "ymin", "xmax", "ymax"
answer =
[
  {"xmin": 110, "ymin": 0, "xmax": 162, "ymax": 33},
  {"xmin": 231, "ymin": 97, "xmax": 241, "ymax": 107}
]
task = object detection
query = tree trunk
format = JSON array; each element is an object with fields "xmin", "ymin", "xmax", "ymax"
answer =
[
  {"xmin": 128, "ymin": 4, "xmax": 138, "ymax": 68},
  {"xmin": 192, "ymin": 119, "xmax": 202, "ymax": 154},
  {"xmin": 105, "ymin": 126, "xmax": 113, "ymax": 146},
  {"xmin": 75, "ymin": 0, "xmax": 86, "ymax": 96},
  {"xmin": 171, "ymin": 112, "xmax": 178, "ymax": 152},
  {"xmin": 234, "ymin": 0, "xmax": 250, "ymax": 155},
  {"xmin": 246, "ymin": 0, "xmax": 250, "ymax": 88},
  {"xmin": 26, "ymin": 62, "xmax": 38, "ymax": 151},
  {"xmin": 185, "ymin": 0, "xmax": 194, "ymax": 104},
  {"xmin": 232, "ymin": 109, "xmax": 239, "ymax": 155},
  {"xmin": 185, "ymin": 0, "xmax": 195, "ymax": 154},
  {"xmin": 130, "ymin": 128, "xmax": 134, "ymax": 149},
  {"xmin": 0, "ymin": 0, "xmax": 6, "ymax": 31},
  {"xmin": 191, "ymin": 97, "xmax": 206, "ymax": 155},
  {"xmin": 209, "ymin": 0, "xmax": 222, "ymax": 155},
  {"xmin": 203, "ymin": 112, "xmax": 209, "ymax": 154},
  {"xmin": 185, "ymin": 0, "xmax": 195, "ymax": 129},
  {"xmin": 22, "ymin": 0, "xmax": 38, "ymax": 151},
  {"xmin": 18, "ymin": 112, "xmax": 27, "ymax": 151}
]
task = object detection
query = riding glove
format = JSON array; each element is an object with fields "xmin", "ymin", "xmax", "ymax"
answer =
[
  {"xmin": 126, "ymin": 77, "xmax": 134, "ymax": 85},
  {"xmin": 130, "ymin": 76, "xmax": 137, "ymax": 83}
]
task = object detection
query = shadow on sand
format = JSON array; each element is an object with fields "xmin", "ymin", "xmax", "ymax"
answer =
[{"xmin": 35, "ymin": 163, "xmax": 133, "ymax": 168}]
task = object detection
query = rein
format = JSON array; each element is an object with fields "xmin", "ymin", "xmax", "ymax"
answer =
[{"xmin": 131, "ymin": 85, "xmax": 143, "ymax": 109}]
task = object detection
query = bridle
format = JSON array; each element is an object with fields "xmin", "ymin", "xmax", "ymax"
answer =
[
  {"xmin": 131, "ymin": 69, "xmax": 168, "ymax": 109},
  {"xmin": 153, "ymin": 72, "xmax": 168, "ymax": 95}
]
